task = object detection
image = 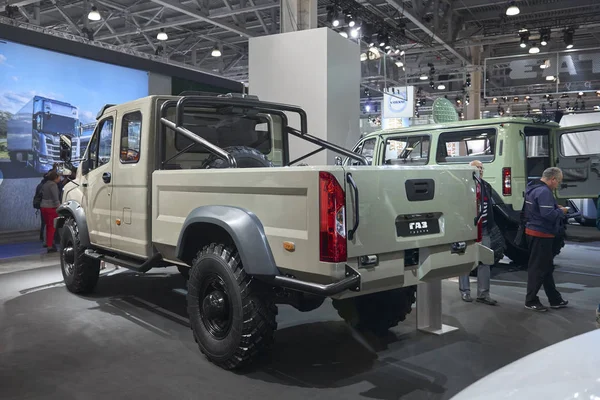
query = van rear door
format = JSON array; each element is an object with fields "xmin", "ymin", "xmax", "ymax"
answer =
[{"xmin": 553, "ymin": 123, "xmax": 600, "ymax": 198}]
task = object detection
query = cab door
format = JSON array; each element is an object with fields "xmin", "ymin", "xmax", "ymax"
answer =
[
  {"xmin": 553, "ymin": 123, "xmax": 600, "ymax": 199},
  {"xmin": 81, "ymin": 111, "xmax": 116, "ymax": 248}
]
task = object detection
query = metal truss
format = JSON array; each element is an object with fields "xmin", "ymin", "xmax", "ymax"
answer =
[{"xmin": 0, "ymin": 15, "xmax": 228, "ymax": 78}]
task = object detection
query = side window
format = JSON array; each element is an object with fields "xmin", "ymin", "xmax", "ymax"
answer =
[
  {"xmin": 436, "ymin": 129, "xmax": 496, "ymax": 163},
  {"xmin": 560, "ymin": 129, "xmax": 600, "ymax": 157},
  {"xmin": 86, "ymin": 118, "xmax": 113, "ymax": 172},
  {"xmin": 384, "ymin": 136, "xmax": 430, "ymax": 165},
  {"xmin": 351, "ymin": 138, "xmax": 375, "ymax": 165},
  {"xmin": 120, "ymin": 112, "xmax": 142, "ymax": 163}
]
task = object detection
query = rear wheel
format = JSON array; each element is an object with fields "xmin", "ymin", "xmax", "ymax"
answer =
[
  {"xmin": 332, "ymin": 286, "xmax": 417, "ymax": 335},
  {"xmin": 60, "ymin": 218, "xmax": 101, "ymax": 294},
  {"xmin": 187, "ymin": 243, "xmax": 277, "ymax": 370}
]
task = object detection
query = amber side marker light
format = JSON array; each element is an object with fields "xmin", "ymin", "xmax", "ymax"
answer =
[{"xmin": 283, "ymin": 241, "xmax": 296, "ymax": 252}]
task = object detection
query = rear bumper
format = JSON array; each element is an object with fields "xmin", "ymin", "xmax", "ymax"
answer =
[{"xmin": 332, "ymin": 241, "xmax": 494, "ymax": 300}]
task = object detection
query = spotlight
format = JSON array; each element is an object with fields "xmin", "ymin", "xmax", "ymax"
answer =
[
  {"xmin": 339, "ymin": 31, "xmax": 348, "ymax": 38},
  {"xmin": 437, "ymin": 83, "xmax": 446, "ymax": 90},
  {"xmin": 377, "ymin": 32, "xmax": 387, "ymax": 47},
  {"xmin": 88, "ymin": 5, "xmax": 101, "ymax": 21},
  {"xmin": 546, "ymin": 75, "xmax": 555, "ymax": 81},
  {"xmin": 395, "ymin": 59, "xmax": 404, "ymax": 67},
  {"xmin": 420, "ymin": 73, "xmax": 429, "ymax": 81},
  {"xmin": 519, "ymin": 31, "xmax": 529, "ymax": 48},
  {"xmin": 564, "ymin": 28, "xmax": 574, "ymax": 49},
  {"xmin": 157, "ymin": 28, "xmax": 168, "ymax": 41},
  {"xmin": 529, "ymin": 43, "xmax": 540, "ymax": 54},
  {"xmin": 350, "ymin": 28, "xmax": 359, "ymax": 38},
  {"xmin": 466, "ymin": 73, "xmax": 471, "ymax": 87},
  {"xmin": 400, "ymin": 50, "xmax": 405, "ymax": 56},
  {"xmin": 540, "ymin": 28, "xmax": 550, "ymax": 46},
  {"xmin": 345, "ymin": 13, "xmax": 355, "ymax": 27},
  {"xmin": 506, "ymin": 2, "xmax": 520, "ymax": 16}
]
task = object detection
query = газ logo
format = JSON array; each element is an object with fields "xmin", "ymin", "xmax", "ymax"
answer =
[{"xmin": 409, "ymin": 221, "xmax": 428, "ymax": 231}]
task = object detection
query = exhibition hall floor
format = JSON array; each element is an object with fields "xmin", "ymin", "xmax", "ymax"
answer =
[{"xmin": 1, "ymin": 242, "xmax": 599, "ymax": 400}]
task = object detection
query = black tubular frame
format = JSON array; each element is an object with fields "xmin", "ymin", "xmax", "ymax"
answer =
[{"xmin": 157, "ymin": 94, "xmax": 369, "ymax": 169}]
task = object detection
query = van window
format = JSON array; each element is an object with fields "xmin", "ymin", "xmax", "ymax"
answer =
[
  {"xmin": 436, "ymin": 129, "xmax": 496, "ymax": 163},
  {"xmin": 384, "ymin": 136, "xmax": 430, "ymax": 165},
  {"xmin": 350, "ymin": 138, "xmax": 375, "ymax": 165},
  {"xmin": 560, "ymin": 129, "xmax": 600, "ymax": 156},
  {"xmin": 524, "ymin": 127, "xmax": 551, "ymax": 181}
]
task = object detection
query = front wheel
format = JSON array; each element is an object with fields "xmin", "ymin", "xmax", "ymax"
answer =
[
  {"xmin": 332, "ymin": 286, "xmax": 417, "ymax": 335},
  {"xmin": 187, "ymin": 243, "xmax": 277, "ymax": 370},
  {"xmin": 60, "ymin": 218, "xmax": 101, "ymax": 294}
]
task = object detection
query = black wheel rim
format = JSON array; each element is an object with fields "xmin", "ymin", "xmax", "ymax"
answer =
[
  {"xmin": 62, "ymin": 241, "xmax": 75, "ymax": 277},
  {"xmin": 199, "ymin": 273, "xmax": 232, "ymax": 339}
]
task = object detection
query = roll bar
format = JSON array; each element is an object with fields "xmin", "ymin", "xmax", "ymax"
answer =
[{"xmin": 158, "ymin": 94, "xmax": 369, "ymax": 168}]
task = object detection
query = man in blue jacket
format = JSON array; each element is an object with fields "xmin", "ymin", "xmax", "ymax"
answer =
[{"xmin": 524, "ymin": 167, "xmax": 569, "ymax": 312}]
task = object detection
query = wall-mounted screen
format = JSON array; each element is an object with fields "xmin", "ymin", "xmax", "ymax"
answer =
[{"xmin": 0, "ymin": 38, "xmax": 148, "ymax": 234}]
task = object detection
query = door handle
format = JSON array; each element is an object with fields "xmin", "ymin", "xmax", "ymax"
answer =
[
  {"xmin": 346, "ymin": 173, "xmax": 360, "ymax": 240},
  {"xmin": 102, "ymin": 172, "xmax": 111, "ymax": 184}
]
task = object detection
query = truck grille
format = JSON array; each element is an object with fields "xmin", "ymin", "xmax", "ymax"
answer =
[{"xmin": 45, "ymin": 136, "xmax": 61, "ymax": 161}]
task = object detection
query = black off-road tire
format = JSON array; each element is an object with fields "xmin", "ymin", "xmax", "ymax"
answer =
[
  {"xmin": 187, "ymin": 243, "xmax": 277, "ymax": 370},
  {"xmin": 202, "ymin": 146, "xmax": 273, "ymax": 169},
  {"xmin": 332, "ymin": 286, "xmax": 417, "ymax": 335},
  {"xmin": 177, "ymin": 265, "xmax": 190, "ymax": 280},
  {"xmin": 60, "ymin": 218, "xmax": 101, "ymax": 294}
]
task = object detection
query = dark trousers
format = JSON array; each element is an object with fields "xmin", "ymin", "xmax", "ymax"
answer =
[{"xmin": 526, "ymin": 235, "xmax": 562, "ymax": 306}]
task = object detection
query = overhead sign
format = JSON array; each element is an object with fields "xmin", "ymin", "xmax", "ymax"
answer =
[
  {"xmin": 484, "ymin": 49, "xmax": 600, "ymax": 97},
  {"xmin": 382, "ymin": 86, "xmax": 415, "ymax": 119}
]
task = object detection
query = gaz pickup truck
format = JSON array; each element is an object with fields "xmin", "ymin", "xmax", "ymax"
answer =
[{"xmin": 55, "ymin": 93, "xmax": 493, "ymax": 370}]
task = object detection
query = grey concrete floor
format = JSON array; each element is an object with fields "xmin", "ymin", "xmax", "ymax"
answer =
[{"xmin": 0, "ymin": 242, "xmax": 599, "ymax": 400}]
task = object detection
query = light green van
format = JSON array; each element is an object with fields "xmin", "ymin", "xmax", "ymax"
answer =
[{"xmin": 350, "ymin": 117, "xmax": 600, "ymax": 266}]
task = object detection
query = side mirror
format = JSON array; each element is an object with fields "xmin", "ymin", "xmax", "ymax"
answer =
[
  {"xmin": 335, "ymin": 156, "xmax": 343, "ymax": 166},
  {"xmin": 59, "ymin": 135, "xmax": 72, "ymax": 163}
]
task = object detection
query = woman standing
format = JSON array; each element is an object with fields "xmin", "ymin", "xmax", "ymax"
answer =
[{"xmin": 40, "ymin": 170, "xmax": 61, "ymax": 253}]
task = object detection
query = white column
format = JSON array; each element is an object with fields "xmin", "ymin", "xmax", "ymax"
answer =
[
  {"xmin": 249, "ymin": 28, "xmax": 361, "ymax": 165},
  {"xmin": 465, "ymin": 46, "xmax": 482, "ymax": 120},
  {"xmin": 280, "ymin": 0, "xmax": 318, "ymax": 33}
]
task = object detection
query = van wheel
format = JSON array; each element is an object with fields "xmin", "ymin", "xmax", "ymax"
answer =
[
  {"xmin": 60, "ymin": 218, "xmax": 101, "ymax": 294},
  {"xmin": 332, "ymin": 286, "xmax": 417, "ymax": 335},
  {"xmin": 187, "ymin": 243, "xmax": 277, "ymax": 370}
]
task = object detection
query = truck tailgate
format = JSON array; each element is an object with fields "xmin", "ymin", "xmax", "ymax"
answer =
[{"xmin": 343, "ymin": 165, "xmax": 478, "ymax": 258}]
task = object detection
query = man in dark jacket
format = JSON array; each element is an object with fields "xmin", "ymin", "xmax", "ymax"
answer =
[
  {"xmin": 524, "ymin": 167, "xmax": 569, "ymax": 312},
  {"xmin": 458, "ymin": 160, "xmax": 498, "ymax": 305}
]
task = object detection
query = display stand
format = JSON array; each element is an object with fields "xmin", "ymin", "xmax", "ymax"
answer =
[{"xmin": 416, "ymin": 280, "xmax": 458, "ymax": 335}]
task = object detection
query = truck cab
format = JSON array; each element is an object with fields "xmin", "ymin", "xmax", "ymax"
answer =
[{"xmin": 7, "ymin": 96, "xmax": 79, "ymax": 173}]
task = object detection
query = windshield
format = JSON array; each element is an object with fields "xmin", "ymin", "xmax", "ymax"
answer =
[{"xmin": 40, "ymin": 114, "xmax": 78, "ymax": 135}]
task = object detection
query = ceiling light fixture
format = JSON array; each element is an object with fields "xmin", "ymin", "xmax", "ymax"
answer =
[
  {"xmin": 506, "ymin": 2, "xmax": 520, "ymax": 16},
  {"xmin": 211, "ymin": 44, "xmax": 222, "ymax": 57},
  {"xmin": 339, "ymin": 31, "xmax": 349, "ymax": 38},
  {"xmin": 157, "ymin": 28, "xmax": 168, "ymax": 41},
  {"xmin": 546, "ymin": 75, "xmax": 555, "ymax": 81},
  {"xmin": 437, "ymin": 83, "xmax": 446, "ymax": 90},
  {"xmin": 88, "ymin": 5, "xmax": 101, "ymax": 21},
  {"xmin": 395, "ymin": 60, "xmax": 404, "ymax": 67},
  {"xmin": 420, "ymin": 73, "xmax": 428, "ymax": 80},
  {"xmin": 529, "ymin": 43, "xmax": 540, "ymax": 54},
  {"xmin": 350, "ymin": 28, "xmax": 359, "ymax": 38}
]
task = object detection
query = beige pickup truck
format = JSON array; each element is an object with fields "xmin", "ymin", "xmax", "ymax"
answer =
[{"xmin": 55, "ymin": 93, "xmax": 493, "ymax": 370}]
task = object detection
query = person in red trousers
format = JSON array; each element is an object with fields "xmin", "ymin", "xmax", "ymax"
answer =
[{"xmin": 40, "ymin": 170, "xmax": 62, "ymax": 253}]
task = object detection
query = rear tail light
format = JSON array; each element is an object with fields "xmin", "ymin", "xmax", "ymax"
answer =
[
  {"xmin": 319, "ymin": 171, "xmax": 347, "ymax": 263},
  {"xmin": 476, "ymin": 183, "xmax": 483, "ymax": 242},
  {"xmin": 502, "ymin": 167, "xmax": 512, "ymax": 196}
]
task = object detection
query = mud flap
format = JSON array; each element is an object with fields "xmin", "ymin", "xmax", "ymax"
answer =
[{"xmin": 476, "ymin": 242, "xmax": 495, "ymax": 266}]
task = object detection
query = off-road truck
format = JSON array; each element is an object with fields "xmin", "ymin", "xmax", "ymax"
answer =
[
  {"xmin": 54, "ymin": 93, "xmax": 493, "ymax": 370},
  {"xmin": 353, "ymin": 116, "xmax": 600, "ymax": 267}
]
